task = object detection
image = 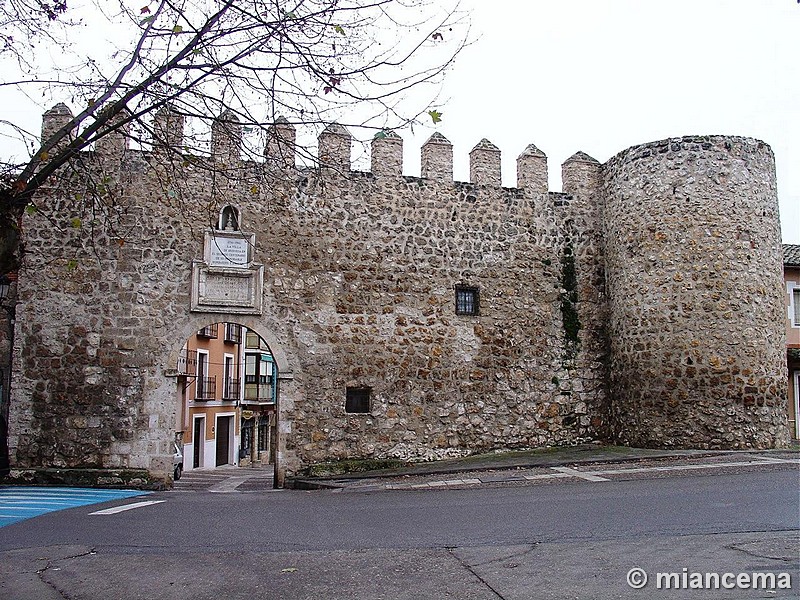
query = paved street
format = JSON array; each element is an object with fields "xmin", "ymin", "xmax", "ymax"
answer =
[
  {"xmin": 0, "ymin": 487, "xmax": 150, "ymax": 527},
  {"xmin": 0, "ymin": 456, "xmax": 797, "ymax": 599}
]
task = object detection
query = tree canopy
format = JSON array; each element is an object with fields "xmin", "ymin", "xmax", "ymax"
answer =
[{"xmin": 0, "ymin": 0, "xmax": 468, "ymax": 271}]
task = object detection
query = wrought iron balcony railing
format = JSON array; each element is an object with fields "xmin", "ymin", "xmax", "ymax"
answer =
[
  {"xmin": 223, "ymin": 323, "xmax": 242, "ymax": 344},
  {"xmin": 195, "ymin": 376, "xmax": 217, "ymax": 401},
  {"xmin": 223, "ymin": 378, "xmax": 240, "ymax": 401},
  {"xmin": 197, "ymin": 323, "xmax": 219, "ymax": 339}
]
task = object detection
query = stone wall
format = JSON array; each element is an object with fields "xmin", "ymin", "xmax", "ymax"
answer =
[
  {"xmin": 5, "ymin": 107, "xmax": 790, "ymax": 485},
  {"xmin": 603, "ymin": 136, "xmax": 788, "ymax": 448}
]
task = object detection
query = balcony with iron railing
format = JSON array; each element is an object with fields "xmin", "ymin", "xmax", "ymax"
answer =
[
  {"xmin": 197, "ymin": 323, "xmax": 219, "ymax": 339},
  {"xmin": 223, "ymin": 378, "xmax": 240, "ymax": 401},
  {"xmin": 224, "ymin": 323, "xmax": 242, "ymax": 344},
  {"xmin": 195, "ymin": 376, "xmax": 217, "ymax": 401},
  {"xmin": 177, "ymin": 348, "xmax": 197, "ymax": 375}
]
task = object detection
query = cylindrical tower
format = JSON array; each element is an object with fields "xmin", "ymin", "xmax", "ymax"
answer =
[{"xmin": 603, "ymin": 136, "xmax": 788, "ymax": 449}]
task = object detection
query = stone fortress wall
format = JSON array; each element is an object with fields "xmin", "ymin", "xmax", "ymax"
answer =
[{"xmin": 6, "ymin": 105, "xmax": 789, "ymax": 485}]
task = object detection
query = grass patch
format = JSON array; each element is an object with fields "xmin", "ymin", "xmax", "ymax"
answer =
[{"xmin": 304, "ymin": 458, "xmax": 410, "ymax": 478}]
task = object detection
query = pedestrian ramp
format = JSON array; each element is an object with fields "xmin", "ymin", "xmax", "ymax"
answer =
[
  {"xmin": 173, "ymin": 465, "xmax": 275, "ymax": 492},
  {"xmin": 0, "ymin": 486, "xmax": 150, "ymax": 527}
]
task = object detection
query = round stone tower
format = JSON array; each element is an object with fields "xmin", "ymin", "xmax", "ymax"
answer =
[{"xmin": 603, "ymin": 136, "xmax": 788, "ymax": 449}]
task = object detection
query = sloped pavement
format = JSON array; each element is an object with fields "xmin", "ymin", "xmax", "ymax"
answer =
[
  {"xmin": 172, "ymin": 464, "xmax": 275, "ymax": 492},
  {"xmin": 287, "ymin": 443, "xmax": 800, "ymax": 492}
]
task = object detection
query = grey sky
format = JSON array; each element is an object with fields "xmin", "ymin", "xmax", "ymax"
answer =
[
  {"xmin": 1, "ymin": 0, "xmax": 797, "ymax": 242},
  {"xmin": 404, "ymin": 0, "xmax": 799, "ymax": 243}
]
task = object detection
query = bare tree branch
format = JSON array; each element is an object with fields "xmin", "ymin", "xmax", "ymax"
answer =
[{"xmin": 0, "ymin": 0, "xmax": 469, "ymax": 272}]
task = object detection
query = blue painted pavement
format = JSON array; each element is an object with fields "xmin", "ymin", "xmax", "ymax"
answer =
[{"xmin": 0, "ymin": 486, "xmax": 150, "ymax": 527}]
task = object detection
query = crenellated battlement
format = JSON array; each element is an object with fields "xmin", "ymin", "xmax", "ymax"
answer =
[{"xmin": 39, "ymin": 105, "xmax": 609, "ymax": 196}]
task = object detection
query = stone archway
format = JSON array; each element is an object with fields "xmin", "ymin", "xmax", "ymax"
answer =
[{"xmin": 158, "ymin": 313, "xmax": 295, "ymax": 487}]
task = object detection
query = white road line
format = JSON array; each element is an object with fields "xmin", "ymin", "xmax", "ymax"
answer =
[
  {"xmin": 751, "ymin": 456, "xmax": 800, "ymax": 464},
  {"xmin": 551, "ymin": 466, "xmax": 610, "ymax": 482},
  {"xmin": 89, "ymin": 500, "xmax": 165, "ymax": 515},
  {"xmin": 384, "ymin": 456, "xmax": 797, "ymax": 490}
]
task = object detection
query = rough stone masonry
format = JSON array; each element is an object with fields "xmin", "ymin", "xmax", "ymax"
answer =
[{"xmin": 6, "ymin": 105, "xmax": 789, "ymax": 486}]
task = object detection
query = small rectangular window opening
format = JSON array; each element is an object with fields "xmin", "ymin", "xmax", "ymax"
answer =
[
  {"xmin": 793, "ymin": 288, "xmax": 800, "ymax": 326},
  {"xmin": 455, "ymin": 286, "xmax": 480, "ymax": 316},
  {"xmin": 345, "ymin": 387, "xmax": 371, "ymax": 414}
]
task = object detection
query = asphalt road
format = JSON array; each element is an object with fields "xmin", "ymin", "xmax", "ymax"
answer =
[{"xmin": 0, "ymin": 467, "xmax": 798, "ymax": 599}]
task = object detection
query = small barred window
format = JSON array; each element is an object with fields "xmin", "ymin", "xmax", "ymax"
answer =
[{"xmin": 455, "ymin": 286, "xmax": 480, "ymax": 316}]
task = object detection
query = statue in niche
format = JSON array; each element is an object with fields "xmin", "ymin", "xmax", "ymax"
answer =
[{"xmin": 218, "ymin": 205, "xmax": 240, "ymax": 231}]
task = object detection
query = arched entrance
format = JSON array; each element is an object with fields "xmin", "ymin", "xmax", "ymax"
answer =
[{"xmin": 163, "ymin": 315, "xmax": 292, "ymax": 487}]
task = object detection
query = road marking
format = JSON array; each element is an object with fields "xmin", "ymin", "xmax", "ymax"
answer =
[
  {"xmin": 750, "ymin": 456, "xmax": 799, "ymax": 464},
  {"xmin": 593, "ymin": 459, "xmax": 799, "ymax": 477},
  {"xmin": 208, "ymin": 477, "xmax": 250, "ymax": 493},
  {"xmin": 0, "ymin": 487, "xmax": 151, "ymax": 527},
  {"xmin": 89, "ymin": 500, "xmax": 165, "ymax": 515},
  {"xmin": 551, "ymin": 466, "xmax": 610, "ymax": 482}
]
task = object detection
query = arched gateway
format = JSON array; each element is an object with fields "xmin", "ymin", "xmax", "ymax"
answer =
[
  {"xmin": 164, "ymin": 316, "xmax": 293, "ymax": 486},
  {"xmin": 4, "ymin": 107, "xmax": 789, "ymax": 488}
]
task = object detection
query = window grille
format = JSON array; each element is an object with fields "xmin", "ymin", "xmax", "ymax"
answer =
[{"xmin": 455, "ymin": 286, "xmax": 480, "ymax": 316}]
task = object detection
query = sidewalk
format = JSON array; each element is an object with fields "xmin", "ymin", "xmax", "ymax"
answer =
[{"xmin": 287, "ymin": 443, "xmax": 800, "ymax": 491}]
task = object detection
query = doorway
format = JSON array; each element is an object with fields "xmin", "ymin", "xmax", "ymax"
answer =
[
  {"xmin": 192, "ymin": 416, "xmax": 205, "ymax": 468},
  {"xmin": 216, "ymin": 415, "xmax": 232, "ymax": 466}
]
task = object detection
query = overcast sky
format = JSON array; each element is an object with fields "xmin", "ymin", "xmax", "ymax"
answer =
[
  {"xmin": 1, "ymin": 0, "xmax": 797, "ymax": 243},
  {"xmin": 402, "ymin": 0, "xmax": 799, "ymax": 243}
]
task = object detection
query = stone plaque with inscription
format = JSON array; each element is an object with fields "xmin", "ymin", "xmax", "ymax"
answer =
[
  {"xmin": 209, "ymin": 236, "xmax": 249, "ymax": 268},
  {"xmin": 191, "ymin": 229, "xmax": 263, "ymax": 314},
  {"xmin": 204, "ymin": 272, "xmax": 253, "ymax": 304}
]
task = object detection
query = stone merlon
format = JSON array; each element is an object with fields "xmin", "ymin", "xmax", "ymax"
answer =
[
  {"xmin": 562, "ymin": 150, "xmax": 601, "ymax": 196},
  {"xmin": 265, "ymin": 116, "xmax": 296, "ymax": 169},
  {"xmin": 469, "ymin": 138, "xmax": 501, "ymax": 186},
  {"xmin": 318, "ymin": 123, "xmax": 352, "ymax": 172},
  {"xmin": 371, "ymin": 130, "xmax": 403, "ymax": 177},
  {"xmin": 152, "ymin": 104, "xmax": 185, "ymax": 150},
  {"xmin": 421, "ymin": 132, "xmax": 453, "ymax": 181},
  {"xmin": 211, "ymin": 110, "xmax": 242, "ymax": 164},
  {"xmin": 41, "ymin": 103, "xmax": 74, "ymax": 152},
  {"xmin": 516, "ymin": 143, "xmax": 548, "ymax": 193}
]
